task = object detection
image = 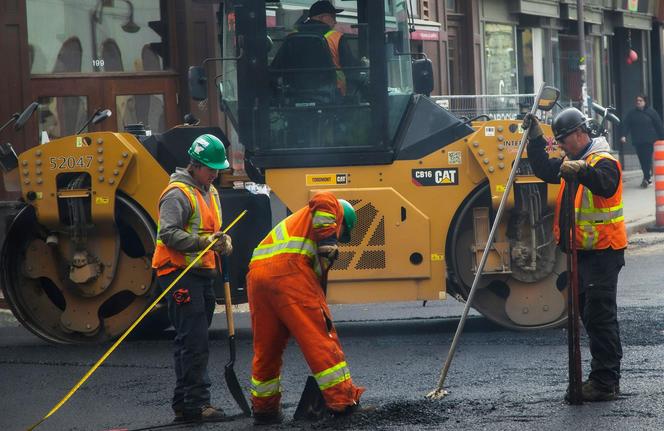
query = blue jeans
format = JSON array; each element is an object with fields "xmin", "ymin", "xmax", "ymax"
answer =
[{"xmin": 159, "ymin": 271, "xmax": 216, "ymax": 413}]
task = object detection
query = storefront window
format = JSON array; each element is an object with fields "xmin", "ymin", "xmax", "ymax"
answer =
[
  {"xmin": 484, "ymin": 23, "xmax": 518, "ymax": 95},
  {"xmin": 27, "ymin": 0, "xmax": 167, "ymax": 74},
  {"xmin": 37, "ymin": 96, "xmax": 88, "ymax": 141}
]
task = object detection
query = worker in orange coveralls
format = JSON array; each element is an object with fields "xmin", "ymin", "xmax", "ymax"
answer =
[{"xmin": 246, "ymin": 191, "xmax": 365, "ymax": 425}]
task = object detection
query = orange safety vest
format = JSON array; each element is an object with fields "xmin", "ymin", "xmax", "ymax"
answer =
[
  {"xmin": 553, "ymin": 152, "xmax": 627, "ymax": 250},
  {"xmin": 323, "ymin": 30, "xmax": 347, "ymax": 96},
  {"xmin": 152, "ymin": 181, "xmax": 222, "ymax": 276},
  {"xmin": 250, "ymin": 192, "xmax": 343, "ymax": 278}
]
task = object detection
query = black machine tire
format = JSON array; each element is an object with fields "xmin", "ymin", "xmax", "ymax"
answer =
[
  {"xmin": 1, "ymin": 194, "xmax": 168, "ymax": 344},
  {"xmin": 445, "ymin": 182, "xmax": 567, "ymax": 330}
]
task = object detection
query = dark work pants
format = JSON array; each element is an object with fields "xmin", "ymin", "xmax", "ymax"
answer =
[
  {"xmin": 159, "ymin": 271, "xmax": 216, "ymax": 413},
  {"xmin": 576, "ymin": 248, "xmax": 625, "ymax": 388},
  {"xmin": 634, "ymin": 142, "xmax": 654, "ymax": 182}
]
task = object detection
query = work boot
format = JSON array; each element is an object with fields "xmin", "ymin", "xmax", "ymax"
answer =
[
  {"xmin": 581, "ymin": 379, "xmax": 618, "ymax": 402},
  {"xmin": 253, "ymin": 410, "xmax": 284, "ymax": 425},
  {"xmin": 180, "ymin": 405, "xmax": 227, "ymax": 422},
  {"xmin": 173, "ymin": 410, "xmax": 186, "ymax": 423}
]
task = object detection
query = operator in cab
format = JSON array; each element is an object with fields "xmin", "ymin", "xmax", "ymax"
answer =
[
  {"xmin": 247, "ymin": 191, "xmax": 371, "ymax": 425},
  {"xmin": 270, "ymin": 0, "xmax": 361, "ymax": 98},
  {"xmin": 151, "ymin": 134, "xmax": 233, "ymax": 423},
  {"xmin": 524, "ymin": 108, "xmax": 626, "ymax": 402}
]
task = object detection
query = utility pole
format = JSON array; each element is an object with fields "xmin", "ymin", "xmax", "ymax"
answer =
[{"xmin": 577, "ymin": 0, "xmax": 589, "ymax": 114}]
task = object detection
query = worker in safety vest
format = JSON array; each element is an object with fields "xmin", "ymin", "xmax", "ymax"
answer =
[
  {"xmin": 247, "ymin": 191, "xmax": 367, "ymax": 425},
  {"xmin": 152, "ymin": 134, "xmax": 232, "ymax": 423},
  {"xmin": 273, "ymin": 0, "xmax": 361, "ymax": 97},
  {"xmin": 524, "ymin": 108, "xmax": 626, "ymax": 402}
]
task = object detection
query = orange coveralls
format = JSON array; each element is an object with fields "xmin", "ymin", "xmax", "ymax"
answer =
[{"xmin": 247, "ymin": 191, "xmax": 364, "ymax": 414}]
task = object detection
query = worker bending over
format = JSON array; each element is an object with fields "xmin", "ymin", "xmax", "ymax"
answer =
[{"xmin": 247, "ymin": 191, "xmax": 367, "ymax": 424}]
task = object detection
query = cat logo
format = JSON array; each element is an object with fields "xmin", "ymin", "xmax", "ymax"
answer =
[
  {"xmin": 412, "ymin": 168, "xmax": 459, "ymax": 186},
  {"xmin": 305, "ymin": 173, "xmax": 349, "ymax": 186}
]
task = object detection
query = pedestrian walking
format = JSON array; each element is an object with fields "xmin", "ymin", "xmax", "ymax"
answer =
[
  {"xmin": 620, "ymin": 94, "xmax": 664, "ymax": 187},
  {"xmin": 247, "ymin": 191, "xmax": 367, "ymax": 424},
  {"xmin": 524, "ymin": 108, "xmax": 626, "ymax": 402},
  {"xmin": 151, "ymin": 134, "xmax": 233, "ymax": 422}
]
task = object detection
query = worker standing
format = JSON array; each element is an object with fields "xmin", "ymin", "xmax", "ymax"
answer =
[
  {"xmin": 524, "ymin": 108, "xmax": 626, "ymax": 402},
  {"xmin": 151, "ymin": 134, "xmax": 233, "ymax": 422},
  {"xmin": 247, "ymin": 191, "xmax": 366, "ymax": 424}
]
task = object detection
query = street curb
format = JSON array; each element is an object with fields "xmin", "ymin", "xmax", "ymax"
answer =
[{"xmin": 627, "ymin": 218, "xmax": 655, "ymax": 238}]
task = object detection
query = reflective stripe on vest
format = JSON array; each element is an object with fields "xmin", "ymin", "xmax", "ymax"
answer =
[
  {"xmin": 554, "ymin": 152, "xmax": 627, "ymax": 250},
  {"xmin": 324, "ymin": 30, "xmax": 347, "ymax": 95},
  {"xmin": 312, "ymin": 210, "xmax": 336, "ymax": 229},
  {"xmin": 250, "ymin": 220, "xmax": 323, "ymax": 277},
  {"xmin": 152, "ymin": 182, "xmax": 222, "ymax": 274},
  {"xmin": 314, "ymin": 361, "xmax": 351, "ymax": 391},
  {"xmin": 250, "ymin": 375, "xmax": 281, "ymax": 398}
]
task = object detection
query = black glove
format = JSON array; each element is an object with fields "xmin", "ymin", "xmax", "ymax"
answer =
[{"xmin": 522, "ymin": 113, "xmax": 543, "ymax": 141}]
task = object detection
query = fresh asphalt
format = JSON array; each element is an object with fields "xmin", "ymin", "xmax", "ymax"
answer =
[{"xmin": 1, "ymin": 173, "xmax": 663, "ymax": 431}]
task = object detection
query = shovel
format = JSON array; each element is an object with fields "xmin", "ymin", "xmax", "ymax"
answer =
[{"xmin": 222, "ymin": 257, "xmax": 252, "ymax": 416}]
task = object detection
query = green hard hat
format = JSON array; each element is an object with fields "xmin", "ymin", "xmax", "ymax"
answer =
[
  {"xmin": 188, "ymin": 134, "xmax": 230, "ymax": 170},
  {"xmin": 338, "ymin": 199, "xmax": 356, "ymax": 243}
]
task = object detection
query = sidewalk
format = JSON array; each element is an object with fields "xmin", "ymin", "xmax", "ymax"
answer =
[{"xmin": 622, "ymin": 169, "xmax": 656, "ymax": 236}]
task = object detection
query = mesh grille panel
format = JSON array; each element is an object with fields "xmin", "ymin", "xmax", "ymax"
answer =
[
  {"xmin": 355, "ymin": 250, "xmax": 386, "ymax": 269},
  {"xmin": 349, "ymin": 202, "xmax": 377, "ymax": 246},
  {"xmin": 333, "ymin": 251, "xmax": 353, "ymax": 271},
  {"xmin": 368, "ymin": 216, "xmax": 385, "ymax": 246}
]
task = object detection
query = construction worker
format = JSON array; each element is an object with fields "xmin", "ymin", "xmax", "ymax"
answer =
[
  {"xmin": 524, "ymin": 108, "xmax": 626, "ymax": 402},
  {"xmin": 271, "ymin": 0, "xmax": 359, "ymax": 98},
  {"xmin": 247, "ymin": 191, "xmax": 365, "ymax": 425},
  {"xmin": 151, "ymin": 134, "xmax": 233, "ymax": 422}
]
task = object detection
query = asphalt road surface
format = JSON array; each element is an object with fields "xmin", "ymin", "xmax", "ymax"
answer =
[{"xmin": 1, "ymin": 232, "xmax": 664, "ymax": 431}]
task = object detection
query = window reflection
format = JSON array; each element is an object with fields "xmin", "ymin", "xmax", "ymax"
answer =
[
  {"xmin": 116, "ymin": 94, "xmax": 165, "ymax": 133},
  {"xmin": 37, "ymin": 96, "xmax": 88, "ymax": 141},
  {"xmin": 27, "ymin": 0, "xmax": 167, "ymax": 74}
]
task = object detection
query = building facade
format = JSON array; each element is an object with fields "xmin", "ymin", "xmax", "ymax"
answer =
[{"xmin": 1, "ymin": 0, "xmax": 662, "ymax": 170}]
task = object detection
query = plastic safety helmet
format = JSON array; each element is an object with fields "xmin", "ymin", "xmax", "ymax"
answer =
[
  {"xmin": 187, "ymin": 134, "xmax": 230, "ymax": 170},
  {"xmin": 338, "ymin": 199, "xmax": 356, "ymax": 243},
  {"xmin": 552, "ymin": 107, "xmax": 590, "ymax": 141}
]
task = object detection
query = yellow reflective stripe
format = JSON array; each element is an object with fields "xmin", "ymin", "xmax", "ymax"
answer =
[
  {"xmin": 250, "ymin": 376, "xmax": 281, "ymax": 398},
  {"xmin": 251, "ymin": 237, "xmax": 317, "ymax": 261},
  {"xmin": 580, "ymin": 224, "xmax": 599, "ymax": 250},
  {"xmin": 312, "ymin": 210, "xmax": 336, "ymax": 228},
  {"xmin": 209, "ymin": 185, "xmax": 222, "ymax": 226},
  {"xmin": 314, "ymin": 361, "xmax": 351, "ymax": 391},
  {"xmin": 178, "ymin": 184, "xmax": 204, "ymax": 267},
  {"xmin": 274, "ymin": 221, "xmax": 287, "ymax": 241}
]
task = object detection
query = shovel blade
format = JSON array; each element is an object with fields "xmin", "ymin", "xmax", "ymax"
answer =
[
  {"xmin": 294, "ymin": 376, "xmax": 327, "ymax": 421},
  {"xmin": 225, "ymin": 365, "xmax": 252, "ymax": 417}
]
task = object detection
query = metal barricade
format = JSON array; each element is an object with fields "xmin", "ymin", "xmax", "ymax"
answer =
[{"xmin": 431, "ymin": 94, "xmax": 536, "ymax": 121}]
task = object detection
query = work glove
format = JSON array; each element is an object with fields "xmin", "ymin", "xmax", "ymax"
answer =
[
  {"xmin": 200, "ymin": 232, "xmax": 233, "ymax": 256},
  {"xmin": 559, "ymin": 160, "xmax": 587, "ymax": 181},
  {"xmin": 318, "ymin": 244, "xmax": 339, "ymax": 271},
  {"xmin": 521, "ymin": 113, "xmax": 543, "ymax": 141}
]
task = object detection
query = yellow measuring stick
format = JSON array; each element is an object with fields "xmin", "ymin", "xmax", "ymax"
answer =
[{"xmin": 27, "ymin": 209, "xmax": 248, "ymax": 431}]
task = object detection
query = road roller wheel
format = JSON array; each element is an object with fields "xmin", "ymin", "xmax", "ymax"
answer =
[
  {"xmin": 446, "ymin": 183, "xmax": 567, "ymax": 330},
  {"xmin": 1, "ymin": 195, "xmax": 161, "ymax": 344}
]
